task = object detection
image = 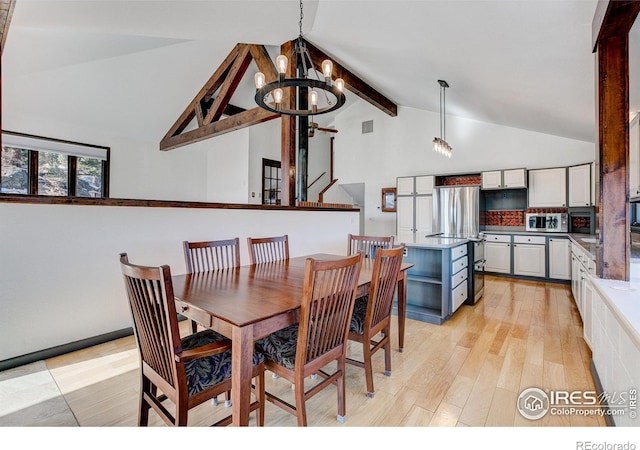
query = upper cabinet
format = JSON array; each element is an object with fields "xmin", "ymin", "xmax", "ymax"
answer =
[
  {"xmin": 396, "ymin": 175, "xmax": 434, "ymax": 235},
  {"xmin": 630, "ymin": 113, "xmax": 640, "ymax": 200},
  {"xmin": 503, "ymin": 169, "xmax": 527, "ymax": 188},
  {"xmin": 397, "ymin": 177, "xmax": 415, "ymax": 196},
  {"xmin": 528, "ymin": 167, "xmax": 567, "ymax": 208},
  {"xmin": 397, "ymin": 175, "xmax": 434, "ymax": 195},
  {"xmin": 415, "ymin": 175, "xmax": 434, "ymax": 195},
  {"xmin": 481, "ymin": 168, "xmax": 526, "ymax": 189},
  {"xmin": 568, "ymin": 163, "xmax": 593, "ymax": 207},
  {"xmin": 481, "ymin": 171, "xmax": 502, "ymax": 189}
]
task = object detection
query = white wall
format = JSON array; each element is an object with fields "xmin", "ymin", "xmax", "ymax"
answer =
[
  {"xmin": 307, "ymin": 131, "xmax": 333, "ymax": 202},
  {"xmin": 333, "ymin": 100, "xmax": 596, "ymax": 235},
  {"xmin": 0, "ymin": 202, "xmax": 359, "ymax": 362},
  {"xmin": 248, "ymin": 120, "xmax": 281, "ymax": 204}
]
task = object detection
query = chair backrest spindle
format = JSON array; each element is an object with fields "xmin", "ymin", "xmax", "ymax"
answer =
[
  {"xmin": 247, "ymin": 235, "xmax": 289, "ymax": 265},
  {"xmin": 183, "ymin": 238, "xmax": 241, "ymax": 273},
  {"xmin": 347, "ymin": 234, "xmax": 394, "ymax": 259}
]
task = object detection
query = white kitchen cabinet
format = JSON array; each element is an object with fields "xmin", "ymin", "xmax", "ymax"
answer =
[
  {"xmin": 396, "ymin": 196, "xmax": 414, "ymax": 233},
  {"xmin": 502, "ymin": 168, "xmax": 527, "ymax": 188},
  {"xmin": 528, "ymin": 167, "xmax": 567, "ymax": 208},
  {"xmin": 415, "ymin": 175, "xmax": 434, "ymax": 195},
  {"xmin": 415, "ymin": 195, "xmax": 433, "ymax": 234},
  {"xmin": 630, "ymin": 113, "xmax": 640, "ymax": 200},
  {"xmin": 548, "ymin": 237, "xmax": 571, "ymax": 280},
  {"xmin": 571, "ymin": 247, "xmax": 580, "ymax": 307},
  {"xmin": 590, "ymin": 283, "xmax": 640, "ymax": 426},
  {"xmin": 484, "ymin": 234, "xmax": 511, "ymax": 274},
  {"xmin": 396, "ymin": 175, "xmax": 433, "ymax": 235},
  {"xmin": 397, "ymin": 177, "xmax": 415, "ymax": 196},
  {"xmin": 568, "ymin": 163, "xmax": 592, "ymax": 207},
  {"xmin": 481, "ymin": 168, "xmax": 526, "ymax": 189},
  {"xmin": 481, "ymin": 171, "xmax": 502, "ymax": 189},
  {"xmin": 581, "ymin": 275, "xmax": 594, "ymax": 349},
  {"xmin": 513, "ymin": 235, "xmax": 546, "ymax": 278}
]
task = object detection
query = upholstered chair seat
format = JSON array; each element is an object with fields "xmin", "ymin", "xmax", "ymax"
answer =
[
  {"xmin": 182, "ymin": 329, "xmax": 265, "ymax": 397},
  {"xmin": 349, "ymin": 296, "xmax": 369, "ymax": 335}
]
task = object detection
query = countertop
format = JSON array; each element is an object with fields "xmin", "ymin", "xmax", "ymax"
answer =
[
  {"xmin": 591, "ymin": 277, "xmax": 640, "ymax": 351},
  {"xmin": 395, "ymin": 233, "xmax": 468, "ymax": 249}
]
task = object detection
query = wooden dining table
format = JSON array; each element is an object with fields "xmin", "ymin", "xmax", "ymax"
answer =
[{"xmin": 171, "ymin": 253, "xmax": 412, "ymax": 426}]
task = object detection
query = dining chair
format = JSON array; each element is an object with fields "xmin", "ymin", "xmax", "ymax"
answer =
[
  {"xmin": 346, "ymin": 244, "xmax": 405, "ymax": 398},
  {"xmin": 255, "ymin": 253, "xmax": 363, "ymax": 426},
  {"xmin": 347, "ymin": 234, "xmax": 395, "ymax": 259},
  {"xmin": 183, "ymin": 237, "xmax": 241, "ymax": 273},
  {"xmin": 183, "ymin": 238, "xmax": 240, "ymax": 333},
  {"xmin": 247, "ymin": 234, "xmax": 289, "ymax": 264},
  {"xmin": 119, "ymin": 253, "xmax": 265, "ymax": 426}
]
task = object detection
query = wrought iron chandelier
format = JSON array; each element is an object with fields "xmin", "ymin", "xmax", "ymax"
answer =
[
  {"xmin": 254, "ymin": 0, "xmax": 345, "ymax": 116},
  {"xmin": 433, "ymin": 80, "xmax": 452, "ymax": 158}
]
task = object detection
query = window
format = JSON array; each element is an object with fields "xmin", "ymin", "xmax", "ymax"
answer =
[
  {"xmin": 1, "ymin": 131, "xmax": 109, "ymax": 197},
  {"xmin": 262, "ymin": 158, "xmax": 281, "ymax": 205}
]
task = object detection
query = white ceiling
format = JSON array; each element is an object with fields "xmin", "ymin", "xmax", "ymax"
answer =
[{"xmin": 2, "ymin": 0, "xmax": 616, "ymax": 145}]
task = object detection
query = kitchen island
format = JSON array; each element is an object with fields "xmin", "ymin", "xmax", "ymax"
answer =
[{"xmin": 395, "ymin": 233, "xmax": 469, "ymax": 324}]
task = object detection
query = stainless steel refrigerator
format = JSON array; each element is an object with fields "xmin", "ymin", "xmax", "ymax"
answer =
[
  {"xmin": 431, "ymin": 186, "xmax": 480, "ymax": 238},
  {"xmin": 431, "ymin": 185, "xmax": 485, "ymax": 304}
]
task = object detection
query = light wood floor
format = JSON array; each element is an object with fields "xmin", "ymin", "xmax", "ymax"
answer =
[{"xmin": 43, "ymin": 275, "xmax": 606, "ymax": 427}]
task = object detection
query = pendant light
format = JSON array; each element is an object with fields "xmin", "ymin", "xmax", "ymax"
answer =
[
  {"xmin": 433, "ymin": 80, "xmax": 452, "ymax": 158},
  {"xmin": 254, "ymin": 0, "xmax": 346, "ymax": 116}
]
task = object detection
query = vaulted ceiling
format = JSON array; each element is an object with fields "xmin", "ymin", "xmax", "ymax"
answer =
[{"xmin": 1, "ymin": 0, "xmax": 621, "ymax": 145}]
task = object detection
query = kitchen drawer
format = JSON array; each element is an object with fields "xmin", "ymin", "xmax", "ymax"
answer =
[
  {"xmin": 451, "ymin": 267, "xmax": 468, "ymax": 288},
  {"xmin": 485, "ymin": 234, "xmax": 511, "ymax": 243},
  {"xmin": 452, "ymin": 256, "xmax": 468, "ymax": 274},
  {"xmin": 451, "ymin": 280, "xmax": 468, "ymax": 313},
  {"xmin": 451, "ymin": 244, "xmax": 468, "ymax": 260},
  {"xmin": 175, "ymin": 301, "xmax": 211, "ymax": 328},
  {"xmin": 513, "ymin": 235, "xmax": 546, "ymax": 245}
]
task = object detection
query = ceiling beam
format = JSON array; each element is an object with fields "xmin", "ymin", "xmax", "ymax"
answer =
[
  {"xmin": 303, "ymin": 39, "xmax": 398, "ymax": 117},
  {"xmin": 160, "ymin": 43, "xmax": 280, "ymax": 151},
  {"xmin": 592, "ymin": 0, "xmax": 640, "ymax": 51},
  {"xmin": 160, "ymin": 107, "xmax": 278, "ymax": 151}
]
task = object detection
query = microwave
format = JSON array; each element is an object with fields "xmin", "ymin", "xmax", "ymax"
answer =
[{"xmin": 526, "ymin": 213, "xmax": 568, "ymax": 232}]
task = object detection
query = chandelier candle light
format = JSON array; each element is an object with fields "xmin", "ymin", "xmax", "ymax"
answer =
[
  {"xmin": 254, "ymin": 0, "xmax": 345, "ymax": 116},
  {"xmin": 433, "ymin": 79, "xmax": 452, "ymax": 158}
]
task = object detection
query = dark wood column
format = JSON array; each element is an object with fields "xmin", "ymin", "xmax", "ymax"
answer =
[
  {"xmin": 280, "ymin": 40, "xmax": 296, "ymax": 206},
  {"xmin": 593, "ymin": 1, "xmax": 640, "ymax": 280},
  {"xmin": 595, "ymin": 34, "xmax": 629, "ymax": 280}
]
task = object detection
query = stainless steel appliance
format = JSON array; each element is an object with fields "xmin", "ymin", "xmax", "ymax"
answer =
[
  {"xmin": 432, "ymin": 186, "xmax": 480, "ymax": 238},
  {"xmin": 431, "ymin": 186, "xmax": 484, "ymax": 304},
  {"xmin": 469, "ymin": 237, "xmax": 485, "ymax": 304},
  {"xmin": 525, "ymin": 212, "xmax": 568, "ymax": 232}
]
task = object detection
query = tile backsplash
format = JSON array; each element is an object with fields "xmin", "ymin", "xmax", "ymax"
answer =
[{"xmin": 482, "ymin": 210, "xmax": 524, "ymax": 227}]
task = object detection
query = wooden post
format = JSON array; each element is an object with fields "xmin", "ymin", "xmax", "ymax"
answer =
[
  {"xmin": 592, "ymin": 1, "xmax": 640, "ymax": 280},
  {"xmin": 280, "ymin": 40, "xmax": 296, "ymax": 206},
  {"xmin": 595, "ymin": 33, "xmax": 629, "ymax": 280}
]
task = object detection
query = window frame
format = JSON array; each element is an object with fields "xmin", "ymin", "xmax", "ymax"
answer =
[
  {"xmin": 1, "ymin": 131, "xmax": 110, "ymax": 198},
  {"xmin": 261, "ymin": 158, "xmax": 281, "ymax": 205}
]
